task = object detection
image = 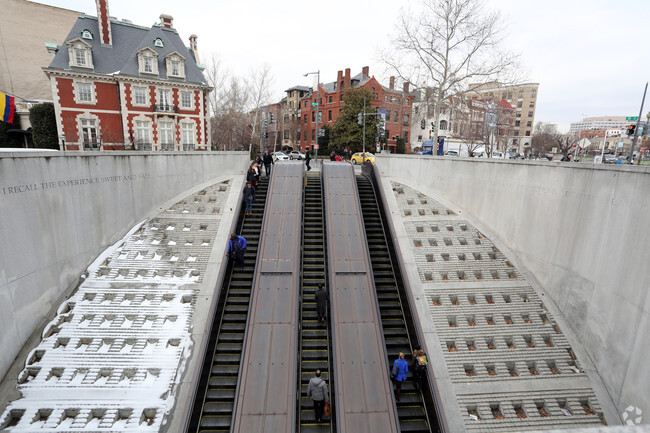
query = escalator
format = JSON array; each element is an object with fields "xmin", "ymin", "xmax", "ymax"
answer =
[
  {"xmin": 187, "ymin": 176, "xmax": 269, "ymax": 433},
  {"xmin": 298, "ymin": 172, "xmax": 333, "ymax": 433},
  {"xmin": 356, "ymin": 174, "xmax": 437, "ymax": 433}
]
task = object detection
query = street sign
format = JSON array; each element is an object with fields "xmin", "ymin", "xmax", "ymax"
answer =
[
  {"xmin": 313, "ymin": 144, "xmax": 319, "ymax": 149},
  {"xmin": 626, "ymin": 116, "xmax": 638, "ymax": 121}
]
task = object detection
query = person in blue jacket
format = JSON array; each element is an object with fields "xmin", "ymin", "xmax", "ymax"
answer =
[
  {"xmin": 391, "ymin": 352, "xmax": 408, "ymax": 401},
  {"xmin": 227, "ymin": 233, "xmax": 247, "ymax": 270}
]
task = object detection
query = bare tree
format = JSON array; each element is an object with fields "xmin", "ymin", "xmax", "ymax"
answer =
[
  {"xmin": 556, "ymin": 135, "xmax": 575, "ymax": 159},
  {"xmin": 203, "ymin": 53, "xmax": 229, "ymax": 121},
  {"xmin": 245, "ymin": 64, "xmax": 274, "ymax": 155},
  {"xmin": 531, "ymin": 122, "xmax": 559, "ymax": 157},
  {"xmin": 212, "ymin": 77, "xmax": 250, "ymax": 151},
  {"xmin": 383, "ymin": 0, "xmax": 520, "ymax": 147}
]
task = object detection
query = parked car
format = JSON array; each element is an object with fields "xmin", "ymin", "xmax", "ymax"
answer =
[
  {"xmin": 289, "ymin": 150, "xmax": 305, "ymax": 160},
  {"xmin": 602, "ymin": 154, "xmax": 617, "ymax": 164},
  {"xmin": 273, "ymin": 151, "xmax": 289, "ymax": 162},
  {"xmin": 350, "ymin": 152, "xmax": 375, "ymax": 164},
  {"xmin": 491, "ymin": 151, "xmax": 505, "ymax": 158},
  {"xmin": 445, "ymin": 150, "xmax": 458, "ymax": 157}
]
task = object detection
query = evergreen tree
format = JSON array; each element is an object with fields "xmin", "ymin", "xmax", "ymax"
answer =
[
  {"xmin": 329, "ymin": 88, "xmax": 377, "ymax": 154},
  {"xmin": 29, "ymin": 103, "xmax": 59, "ymax": 149}
]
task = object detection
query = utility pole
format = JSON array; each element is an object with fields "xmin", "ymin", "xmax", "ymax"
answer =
[
  {"xmin": 304, "ymin": 71, "xmax": 320, "ymax": 165},
  {"xmin": 362, "ymin": 97, "xmax": 366, "ymax": 163},
  {"xmin": 629, "ymin": 82, "xmax": 647, "ymax": 164}
]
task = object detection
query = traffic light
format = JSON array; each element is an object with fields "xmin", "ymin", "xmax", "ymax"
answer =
[
  {"xmin": 358, "ymin": 113, "xmax": 363, "ymax": 125},
  {"xmin": 627, "ymin": 124, "xmax": 636, "ymax": 136}
]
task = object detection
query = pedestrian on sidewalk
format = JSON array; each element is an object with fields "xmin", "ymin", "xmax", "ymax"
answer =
[
  {"xmin": 307, "ymin": 369, "xmax": 329, "ymax": 423},
  {"xmin": 227, "ymin": 233, "xmax": 247, "ymax": 270},
  {"xmin": 315, "ymin": 282, "xmax": 328, "ymax": 326},
  {"xmin": 391, "ymin": 352, "xmax": 408, "ymax": 401},
  {"xmin": 305, "ymin": 151, "xmax": 311, "ymax": 171},
  {"xmin": 243, "ymin": 181, "xmax": 255, "ymax": 215}
]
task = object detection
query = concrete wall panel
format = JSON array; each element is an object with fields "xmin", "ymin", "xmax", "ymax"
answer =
[
  {"xmin": 377, "ymin": 155, "xmax": 650, "ymax": 420},
  {"xmin": 0, "ymin": 151, "xmax": 249, "ymax": 381}
]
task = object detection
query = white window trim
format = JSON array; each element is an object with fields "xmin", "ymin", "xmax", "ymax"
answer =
[
  {"xmin": 73, "ymin": 80, "xmax": 97, "ymax": 105},
  {"xmin": 164, "ymin": 51, "xmax": 186, "ymax": 79},
  {"xmin": 133, "ymin": 114, "xmax": 153, "ymax": 149},
  {"xmin": 75, "ymin": 113, "xmax": 100, "ymax": 149},
  {"xmin": 132, "ymin": 85, "xmax": 150, "ymax": 107},
  {"xmin": 66, "ymin": 38, "xmax": 93, "ymax": 69},
  {"xmin": 157, "ymin": 116, "xmax": 176, "ymax": 147},
  {"xmin": 180, "ymin": 91, "xmax": 194, "ymax": 110},
  {"xmin": 137, "ymin": 47, "xmax": 159, "ymax": 75},
  {"xmin": 181, "ymin": 120, "xmax": 196, "ymax": 145}
]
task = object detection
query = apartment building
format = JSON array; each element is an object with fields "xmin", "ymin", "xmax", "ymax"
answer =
[{"xmin": 466, "ymin": 82, "xmax": 539, "ymax": 151}]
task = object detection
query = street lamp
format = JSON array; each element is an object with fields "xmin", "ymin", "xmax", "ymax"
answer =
[{"xmin": 304, "ymin": 70, "xmax": 320, "ymax": 165}]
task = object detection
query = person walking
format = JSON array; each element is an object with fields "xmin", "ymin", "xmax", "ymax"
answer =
[
  {"xmin": 315, "ymin": 282, "xmax": 328, "ymax": 326},
  {"xmin": 306, "ymin": 369, "xmax": 329, "ymax": 423},
  {"xmin": 391, "ymin": 352, "xmax": 408, "ymax": 401},
  {"xmin": 305, "ymin": 151, "xmax": 311, "ymax": 171},
  {"xmin": 263, "ymin": 150, "xmax": 274, "ymax": 177},
  {"xmin": 227, "ymin": 233, "xmax": 247, "ymax": 270},
  {"xmin": 330, "ymin": 151, "xmax": 336, "ymax": 161},
  {"xmin": 243, "ymin": 181, "xmax": 255, "ymax": 216}
]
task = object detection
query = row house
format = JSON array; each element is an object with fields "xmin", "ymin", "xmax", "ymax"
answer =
[
  {"xmin": 44, "ymin": 0, "xmax": 211, "ymax": 151},
  {"xmin": 410, "ymin": 88, "xmax": 515, "ymax": 152},
  {"xmin": 296, "ymin": 67, "xmax": 414, "ymax": 153},
  {"xmin": 280, "ymin": 85, "xmax": 310, "ymax": 149}
]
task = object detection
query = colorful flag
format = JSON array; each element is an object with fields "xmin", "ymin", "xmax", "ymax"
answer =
[{"xmin": 1, "ymin": 91, "xmax": 15, "ymax": 124}]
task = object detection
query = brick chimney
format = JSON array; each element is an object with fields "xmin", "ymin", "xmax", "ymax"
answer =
[
  {"xmin": 189, "ymin": 34, "xmax": 200, "ymax": 64},
  {"xmin": 403, "ymin": 82, "xmax": 410, "ymax": 93},
  {"xmin": 362, "ymin": 66, "xmax": 369, "ymax": 77},
  {"xmin": 95, "ymin": 0, "xmax": 112, "ymax": 46},
  {"xmin": 160, "ymin": 14, "xmax": 174, "ymax": 29},
  {"xmin": 389, "ymin": 76, "xmax": 395, "ymax": 90},
  {"xmin": 344, "ymin": 68, "xmax": 351, "ymax": 89}
]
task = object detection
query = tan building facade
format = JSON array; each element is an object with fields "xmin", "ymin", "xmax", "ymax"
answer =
[
  {"xmin": 0, "ymin": 0, "xmax": 81, "ymax": 127},
  {"xmin": 466, "ymin": 82, "xmax": 540, "ymax": 151}
]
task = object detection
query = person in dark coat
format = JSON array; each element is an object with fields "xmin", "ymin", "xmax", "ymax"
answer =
[
  {"xmin": 330, "ymin": 152, "xmax": 336, "ymax": 161},
  {"xmin": 227, "ymin": 233, "xmax": 247, "ymax": 270},
  {"xmin": 246, "ymin": 164, "xmax": 258, "ymax": 188},
  {"xmin": 411, "ymin": 346, "xmax": 427, "ymax": 390},
  {"xmin": 263, "ymin": 150, "xmax": 274, "ymax": 177},
  {"xmin": 391, "ymin": 352, "xmax": 408, "ymax": 401},
  {"xmin": 315, "ymin": 282, "xmax": 328, "ymax": 326},
  {"xmin": 306, "ymin": 369, "xmax": 329, "ymax": 423},
  {"xmin": 242, "ymin": 181, "xmax": 255, "ymax": 216},
  {"xmin": 305, "ymin": 151, "xmax": 311, "ymax": 171}
]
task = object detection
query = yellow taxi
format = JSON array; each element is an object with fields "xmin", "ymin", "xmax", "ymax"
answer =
[{"xmin": 350, "ymin": 152, "xmax": 375, "ymax": 164}]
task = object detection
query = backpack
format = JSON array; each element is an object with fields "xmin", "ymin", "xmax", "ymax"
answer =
[{"xmin": 415, "ymin": 354, "xmax": 427, "ymax": 372}]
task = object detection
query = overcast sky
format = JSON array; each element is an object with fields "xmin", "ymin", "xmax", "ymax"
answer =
[{"xmin": 39, "ymin": 0, "xmax": 650, "ymax": 132}]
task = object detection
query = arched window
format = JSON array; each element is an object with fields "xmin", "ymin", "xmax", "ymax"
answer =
[{"xmin": 440, "ymin": 120, "xmax": 448, "ymax": 130}]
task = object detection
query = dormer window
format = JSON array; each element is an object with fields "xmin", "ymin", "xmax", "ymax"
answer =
[
  {"xmin": 137, "ymin": 47, "xmax": 159, "ymax": 75},
  {"xmin": 81, "ymin": 29, "xmax": 93, "ymax": 40},
  {"xmin": 144, "ymin": 57, "xmax": 153, "ymax": 73},
  {"xmin": 66, "ymin": 38, "xmax": 93, "ymax": 69},
  {"xmin": 154, "ymin": 38, "xmax": 164, "ymax": 48},
  {"xmin": 164, "ymin": 51, "xmax": 186, "ymax": 79}
]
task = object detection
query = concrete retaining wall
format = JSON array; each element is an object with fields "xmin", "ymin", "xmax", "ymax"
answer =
[
  {"xmin": 378, "ymin": 154, "xmax": 650, "ymax": 422},
  {"xmin": 0, "ymin": 151, "xmax": 249, "ymax": 381}
]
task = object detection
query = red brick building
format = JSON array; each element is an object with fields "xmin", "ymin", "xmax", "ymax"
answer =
[
  {"xmin": 44, "ymin": 0, "xmax": 211, "ymax": 151},
  {"xmin": 297, "ymin": 67, "xmax": 414, "ymax": 153}
]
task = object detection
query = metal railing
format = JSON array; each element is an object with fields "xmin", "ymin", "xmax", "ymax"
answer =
[{"xmin": 153, "ymin": 104, "xmax": 178, "ymax": 113}]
